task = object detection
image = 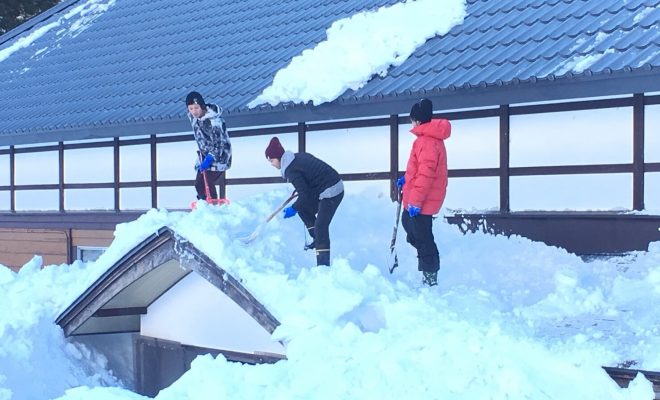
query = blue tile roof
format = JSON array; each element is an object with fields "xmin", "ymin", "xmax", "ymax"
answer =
[{"xmin": 0, "ymin": 0, "xmax": 658, "ymax": 144}]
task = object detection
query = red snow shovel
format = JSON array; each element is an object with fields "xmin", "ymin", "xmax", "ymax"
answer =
[
  {"xmin": 239, "ymin": 191, "xmax": 298, "ymax": 244},
  {"xmin": 190, "ymin": 153, "xmax": 230, "ymax": 209}
]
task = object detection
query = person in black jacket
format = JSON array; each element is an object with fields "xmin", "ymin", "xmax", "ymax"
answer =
[{"xmin": 265, "ymin": 137, "xmax": 344, "ymax": 266}]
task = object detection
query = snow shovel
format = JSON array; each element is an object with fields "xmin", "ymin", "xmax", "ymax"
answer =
[
  {"xmin": 191, "ymin": 153, "xmax": 230, "ymax": 209},
  {"xmin": 389, "ymin": 189, "xmax": 403, "ymax": 274},
  {"xmin": 239, "ymin": 191, "xmax": 298, "ymax": 244}
]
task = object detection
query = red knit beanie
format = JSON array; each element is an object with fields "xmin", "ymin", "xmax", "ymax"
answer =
[{"xmin": 265, "ymin": 137, "xmax": 285, "ymax": 160}]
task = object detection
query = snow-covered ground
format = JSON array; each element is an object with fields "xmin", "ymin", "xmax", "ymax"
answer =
[{"xmin": 1, "ymin": 190, "xmax": 658, "ymax": 399}]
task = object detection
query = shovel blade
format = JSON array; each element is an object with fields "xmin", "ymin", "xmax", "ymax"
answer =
[{"xmin": 239, "ymin": 223, "xmax": 265, "ymax": 244}]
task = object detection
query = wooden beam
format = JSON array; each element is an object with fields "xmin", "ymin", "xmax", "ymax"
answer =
[
  {"xmin": 114, "ymin": 137, "xmax": 120, "ymax": 211},
  {"xmin": 499, "ymin": 105, "xmax": 510, "ymax": 213},
  {"xmin": 94, "ymin": 307, "xmax": 147, "ymax": 317},
  {"xmin": 150, "ymin": 135, "xmax": 157, "ymax": 208},
  {"xmin": 633, "ymin": 93, "xmax": 645, "ymax": 211},
  {"xmin": 297, "ymin": 122, "xmax": 306, "ymax": 153},
  {"xmin": 59, "ymin": 142, "xmax": 64, "ymax": 212},
  {"xmin": 9, "ymin": 146, "xmax": 15, "ymax": 212},
  {"xmin": 389, "ymin": 114, "xmax": 399, "ymax": 201}
]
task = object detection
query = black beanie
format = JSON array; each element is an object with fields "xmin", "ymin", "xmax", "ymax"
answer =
[
  {"xmin": 410, "ymin": 98, "xmax": 433, "ymax": 123},
  {"xmin": 186, "ymin": 91, "xmax": 206, "ymax": 108}
]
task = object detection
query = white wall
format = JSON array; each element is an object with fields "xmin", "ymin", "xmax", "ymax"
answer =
[{"xmin": 141, "ymin": 272, "xmax": 285, "ymax": 355}]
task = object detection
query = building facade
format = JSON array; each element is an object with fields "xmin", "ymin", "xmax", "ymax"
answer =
[{"xmin": 1, "ymin": 0, "xmax": 659, "ymax": 268}]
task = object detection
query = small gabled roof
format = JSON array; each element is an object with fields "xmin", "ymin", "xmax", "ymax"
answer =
[
  {"xmin": 0, "ymin": 0, "xmax": 658, "ymax": 145},
  {"xmin": 55, "ymin": 226, "xmax": 279, "ymax": 337}
]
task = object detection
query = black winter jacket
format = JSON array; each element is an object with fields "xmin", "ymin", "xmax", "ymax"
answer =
[{"xmin": 283, "ymin": 152, "xmax": 341, "ymax": 212}]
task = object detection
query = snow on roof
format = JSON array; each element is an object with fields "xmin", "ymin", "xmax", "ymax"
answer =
[{"xmin": 2, "ymin": 190, "xmax": 660, "ymax": 398}]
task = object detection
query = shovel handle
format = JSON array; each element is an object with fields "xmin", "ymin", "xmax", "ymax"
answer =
[
  {"xmin": 265, "ymin": 191, "xmax": 298, "ymax": 223},
  {"xmin": 239, "ymin": 191, "xmax": 298, "ymax": 244}
]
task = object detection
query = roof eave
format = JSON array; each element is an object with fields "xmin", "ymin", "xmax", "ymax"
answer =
[{"xmin": 2, "ymin": 68, "xmax": 658, "ymax": 146}]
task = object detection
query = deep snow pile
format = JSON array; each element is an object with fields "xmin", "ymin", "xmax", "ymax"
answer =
[{"xmin": 0, "ymin": 190, "xmax": 658, "ymax": 399}]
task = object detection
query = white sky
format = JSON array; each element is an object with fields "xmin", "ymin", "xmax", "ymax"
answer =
[
  {"xmin": 0, "ymin": 1, "xmax": 659, "ymax": 399},
  {"xmin": 0, "ymin": 190, "xmax": 658, "ymax": 399}
]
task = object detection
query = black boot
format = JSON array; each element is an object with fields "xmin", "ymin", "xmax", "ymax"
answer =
[
  {"xmin": 422, "ymin": 271, "xmax": 437, "ymax": 287},
  {"xmin": 316, "ymin": 250, "xmax": 330, "ymax": 266}
]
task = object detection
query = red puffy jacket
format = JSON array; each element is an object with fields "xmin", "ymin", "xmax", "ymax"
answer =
[{"xmin": 402, "ymin": 118, "xmax": 451, "ymax": 215}]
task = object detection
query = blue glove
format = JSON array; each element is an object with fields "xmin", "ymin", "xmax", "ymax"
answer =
[
  {"xmin": 197, "ymin": 154, "xmax": 214, "ymax": 172},
  {"xmin": 396, "ymin": 176, "xmax": 405, "ymax": 189},
  {"xmin": 283, "ymin": 206, "xmax": 297, "ymax": 219},
  {"xmin": 408, "ymin": 205, "xmax": 421, "ymax": 218}
]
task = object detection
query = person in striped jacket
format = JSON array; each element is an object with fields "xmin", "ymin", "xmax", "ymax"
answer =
[{"xmin": 186, "ymin": 91, "xmax": 232, "ymax": 200}]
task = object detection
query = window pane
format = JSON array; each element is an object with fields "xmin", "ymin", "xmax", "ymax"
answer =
[
  {"xmin": 15, "ymin": 152, "xmax": 58, "ymax": 184},
  {"xmin": 226, "ymin": 182, "xmax": 290, "ymax": 202},
  {"xmin": 307, "ymin": 126, "xmax": 389, "ymax": 174},
  {"xmin": 343, "ymin": 180, "xmax": 389, "ymax": 197},
  {"xmin": 158, "ymin": 186, "xmax": 193, "ymax": 210},
  {"xmin": 65, "ymin": 189, "xmax": 114, "ymax": 210},
  {"xmin": 511, "ymin": 174, "xmax": 631, "ymax": 211},
  {"xmin": 228, "ymin": 181, "xmax": 390, "ymax": 203},
  {"xmin": 0, "ymin": 191, "xmax": 9, "ymax": 210},
  {"xmin": 646, "ymin": 105, "xmax": 660, "ymax": 162},
  {"xmin": 510, "ymin": 107, "xmax": 632, "ymax": 167},
  {"xmin": 446, "ymin": 117, "xmax": 498, "ymax": 169},
  {"xmin": 157, "ymin": 140, "xmax": 198, "ymax": 180},
  {"xmin": 398, "ymin": 122, "xmax": 414, "ymax": 171},
  {"xmin": 120, "ymin": 187, "xmax": 152, "ymax": 210},
  {"xmin": 78, "ymin": 247, "xmax": 106, "ymax": 262},
  {"xmin": 120, "ymin": 144, "xmax": 150, "ymax": 182},
  {"xmin": 15, "ymin": 190, "xmax": 58, "ymax": 210},
  {"xmin": 444, "ymin": 177, "xmax": 499, "ymax": 212},
  {"xmin": 65, "ymin": 147, "xmax": 113, "ymax": 183},
  {"xmin": 645, "ymin": 173, "xmax": 660, "ymax": 211},
  {"xmin": 229, "ymin": 133, "xmax": 297, "ymax": 179},
  {"xmin": 0, "ymin": 155, "xmax": 8, "ymax": 185}
]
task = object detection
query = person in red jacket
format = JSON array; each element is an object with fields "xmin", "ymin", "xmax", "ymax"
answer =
[{"xmin": 397, "ymin": 98, "xmax": 451, "ymax": 287}]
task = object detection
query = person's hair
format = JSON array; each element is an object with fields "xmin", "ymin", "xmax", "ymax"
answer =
[
  {"xmin": 410, "ymin": 98, "xmax": 433, "ymax": 123},
  {"xmin": 186, "ymin": 91, "xmax": 206, "ymax": 108}
]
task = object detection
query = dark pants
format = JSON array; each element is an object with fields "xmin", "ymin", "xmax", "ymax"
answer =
[
  {"xmin": 401, "ymin": 212, "xmax": 439, "ymax": 273},
  {"xmin": 297, "ymin": 192, "xmax": 344, "ymax": 266},
  {"xmin": 195, "ymin": 170, "xmax": 225, "ymax": 200}
]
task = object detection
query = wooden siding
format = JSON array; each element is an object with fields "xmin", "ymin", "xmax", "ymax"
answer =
[
  {"xmin": 0, "ymin": 228, "xmax": 114, "ymax": 270},
  {"xmin": 0, "ymin": 228, "xmax": 68, "ymax": 269},
  {"xmin": 72, "ymin": 229, "xmax": 114, "ymax": 248}
]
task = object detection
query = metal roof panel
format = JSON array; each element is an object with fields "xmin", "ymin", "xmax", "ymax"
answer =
[{"xmin": 0, "ymin": 0, "xmax": 658, "ymax": 142}]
